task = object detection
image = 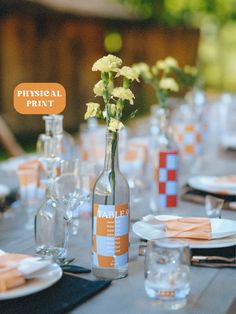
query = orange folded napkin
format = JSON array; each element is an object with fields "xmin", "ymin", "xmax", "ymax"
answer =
[
  {"xmin": 215, "ymin": 175, "xmax": 236, "ymax": 184},
  {"xmin": 0, "ymin": 253, "xmax": 29, "ymax": 292},
  {"xmin": 18, "ymin": 160, "xmax": 46, "ymax": 187},
  {"xmin": 0, "ymin": 252, "xmax": 53, "ymax": 292},
  {"xmin": 165, "ymin": 217, "xmax": 212, "ymax": 240}
]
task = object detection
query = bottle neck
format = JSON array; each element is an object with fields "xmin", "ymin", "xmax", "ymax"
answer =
[
  {"xmin": 43, "ymin": 116, "xmax": 53, "ymax": 136},
  {"xmin": 159, "ymin": 110, "xmax": 168, "ymax": 135},
  {"xmin": 53, "ymin": 118, "xmax": 63, "ymax": 135},
  {"xmin": 104, "ymin": 131, "xmax": 119, "ymax": 172}
]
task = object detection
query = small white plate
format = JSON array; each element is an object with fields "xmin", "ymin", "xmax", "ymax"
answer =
[
  {"xmin": 188, "ymin": 176, "xmax": 236, "ymax": 195},
  {"xmin": 0, "ymin": 263, "xmax": 62, "ymax": 300},
  {"xmin": 132, "ymin": 215, "xmax": 236, "ymax": 249}
]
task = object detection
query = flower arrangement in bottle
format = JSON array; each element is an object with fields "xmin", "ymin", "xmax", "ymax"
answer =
[
  {"xmin": 132, "ymin": 57, "xmax": 197, "ymax": 210},
  {"xmin": 84, "ymin": 54, "xmax": 139, "ymax": 279}
]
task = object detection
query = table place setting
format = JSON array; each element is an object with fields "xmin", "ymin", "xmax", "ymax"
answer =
[
  {"xmin": 0, "ymin": 53, "xmax": 236, "ymax": 314},
  {"xmin": 0, "ymin": 249, "xmax": 111, "ymax": 314},
  {"xmin": 133, "ymin": 214, "xmax": 236, "ymax": 247},
  {"xmin": 0, "ymin": 250, "xmax": 62, "ymax": 298},
  {"xmin": 181, "ymin": 175, "xmax": 236, "ymax": 210}
]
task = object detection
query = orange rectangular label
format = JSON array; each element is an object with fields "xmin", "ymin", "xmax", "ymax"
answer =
[
  {"xmin": 92, "ymin": 203, "xmax": 129, "ymax": 268},
  {"xmin": 14, "ymin": 83, "xmax": 66, "ymax": 115}
]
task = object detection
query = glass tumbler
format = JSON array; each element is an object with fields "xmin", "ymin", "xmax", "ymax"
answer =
[
  {"xmin": 144, "ymin": 238, "xmax": 191, "ymax": 310},
  {"xmin": 205, "ymin": 195, "xmax": 224, "ymax": 218}
]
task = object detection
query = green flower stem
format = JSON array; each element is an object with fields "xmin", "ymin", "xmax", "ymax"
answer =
[
  {"xmin": 104, "ymin": 131, "xmax": 117, "ymax": 205},
  {"xmin": 102, "ymin": 72, "xmax": 112, "ymax": 127},
  {"xmin": 111, "ymin": 133, "xmax": 117, "ymax": 205}
]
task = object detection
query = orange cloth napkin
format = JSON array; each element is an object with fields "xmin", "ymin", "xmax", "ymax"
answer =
[
  {"xmin": 164, "ymin": 217, "xmax": 212, "ymax": 240},
  {"xmin": 18, "ymin": 160, "xmax": 46, "ymax": 187},
  {"xmin": 0, "ymin": 253, "xmax": 29, "ymax": 292}
]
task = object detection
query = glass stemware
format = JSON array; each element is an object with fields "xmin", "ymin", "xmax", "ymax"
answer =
[{"xmin": 54, "ymin": 172, "xmax": 84, "ymax": 235}]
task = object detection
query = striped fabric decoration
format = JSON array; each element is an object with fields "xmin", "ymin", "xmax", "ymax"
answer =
[
  {"xmin": 173, "ymin": 123, "xmax": 202, "ymax": 160},
  {"xmin": 158, "ymin": 151, "xmax": 178, "ymax": 208}
]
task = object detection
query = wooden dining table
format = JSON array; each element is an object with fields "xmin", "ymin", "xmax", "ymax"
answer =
[{"xmin": 0, "ymin": 145, "xmax": 236, "ymax": 314}]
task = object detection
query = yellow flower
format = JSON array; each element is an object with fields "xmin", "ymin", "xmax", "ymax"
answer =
[
  {"xmin": 165, "ymin": 56, "xmax": 178, "ymax": 68},
  {"xmin": 84, "ymin": 102, "xmax": 100, "ymax": 120},
  {"xmin": 132, "ymin": 63, "xmax": 152, "ymax": 79},
  {"xmin": 159, "ymin": 78, "xmax": 179, "ymax": 92},
  {"xmin": 92, "ymin": 54, "xmax": 122, "ymax": 72},
  {"xmin": 116, "ymin": 66, "xmax": 139, "ymax": 82},
  {"xmin": 151, "ymin": 65, "xmax": 158, "ymax": 75},
  {"xmin": 110, "ymin": 103, "xmax": 116, "ymax": 116},
  {"xmin": 111, "ymin": 87, "xmax": 135, "ymax": 104},
  {"xmin": 156, "ymin": 57, "xmax": 178, "ymax": 71},
  {"xmin": 156, "ymin": 60, "xmax": 166, "ymax": 70},
  {"xmin": 184, "ymin": 65, "xmax": 198, "ymax": 76},
  {"xmin": 108, "ymin": 118, "xmax": 124, "ymax": 132},
  {"xmin": 93, "ymin": 80, "xmax": 104, "ymax": 97}
]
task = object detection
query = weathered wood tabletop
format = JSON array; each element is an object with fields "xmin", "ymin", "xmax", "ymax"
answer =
[{"xmin": 0, "ymin": 148, "xmax": 236, "ymax": 314}]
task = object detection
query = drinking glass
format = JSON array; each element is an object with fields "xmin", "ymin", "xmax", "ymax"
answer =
[
  {"xmin": 205, "ymin": 195, "xmax": 224, "ymax": 218},
  {"xmin": 60, "ymin": 159, "xmax": 80, "ymax": 176},
  {"xmin": 17, "ymin": 167, "xmax": 45, "ymax": 229},
  {"xmin": 144, "ymin": 238, "xmax": 191, "ymax": 310},
  {"xmin": 54, "ymin": 173, "xmax": 83, "ymax": 235}
]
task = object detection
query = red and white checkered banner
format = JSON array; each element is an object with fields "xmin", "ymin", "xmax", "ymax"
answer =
[{"xmin": 156, "ymin": 150, "xmax": 178, "ymax": 208}]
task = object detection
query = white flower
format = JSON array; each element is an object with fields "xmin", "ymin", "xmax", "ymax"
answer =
[
  {"xmin": 151, "ymin": 65, "xmax": 158, "ymax": 75},
  {"xmin": 156, "ymin": 57, "xmax": 178, "ymax": 71},
  {"xmin": 84, "ymin": 102, "xmax": 100, "ymax": 120},
  {"xmin": 132, "ymin": 63, "xmax": 152, "ymax": 79},
  {"xmin": 110, "ymin": 103, "xmax": 116, "ymax": 116},
  {"xmin": 159, "ymin": 78, "xmax": 179, "ymax": 92},
  {"xmin": 184, "ymin": 65, "xmax": 198, "ymax": 75},
  {"xmin": 111, "ymin": 87, "xmax": 135, "ymax": 104},
  {"xmin": 156, "ymin": 60, "xmax": 166, "ymax": 70},
  {"xmin": 116, "ymin": 66, "xmax": 139, "ymax": 82},
  {"xmin": 93, "ymin": 80, "xmax": 104, "ymax": 97},
  {"xmin": 165, "ymin": 57, "xmax": 178, "ymax": 68},
  {"xmin": 108, "ymin": 118, "xmax": 124, "ymax": 132},
  {"xmin": 92, "ymin": 54, "xmax": 122, "ymax": 72}
]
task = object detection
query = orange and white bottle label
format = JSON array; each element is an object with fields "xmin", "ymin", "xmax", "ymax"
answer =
[{"xmin": 92, "ymin": 203, "xmax": 129, "ymax": 268}]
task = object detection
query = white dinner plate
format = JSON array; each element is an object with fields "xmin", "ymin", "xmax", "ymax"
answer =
[
  {"xmin": 188, "ymin": 176, "xmax": 236, "ymax": 195},
  {"xmin": 132, "ymin": 215, "xmax": 236, "ymax": 249},
  {"xmin": 0, "ymin": 263, "xmax": 62, "ymax": 300}
]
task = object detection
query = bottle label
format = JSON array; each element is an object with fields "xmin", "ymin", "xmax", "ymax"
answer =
[
  {"xmin": 157, "ymin": 151, "xmax": 178, "ymax": 208},
  {"xmin": 92, "ymin": 203, "xmax": 129, "ymax": 268}
]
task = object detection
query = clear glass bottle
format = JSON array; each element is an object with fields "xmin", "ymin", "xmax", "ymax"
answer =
[
  {"xmin": 35, "ymin": 180, "xmax": 68, "ymax": 260},
  {"xmin": 92, "ymin": 131, "xmax": 130, "ymax": 280},
  {"xmin": 36, "ymin": 116, "xmax": 53, "ymax": 156},
  {"xmin": 149, "ymin": 108, "xmax": 178, "ymax": 211},
  {"xmin": 52, "ymin": 115, "xmax": 74, "ymax": 160},
  {"xmin": 37, "ymin": 115, "xmax": 74, "ymax": 160}
]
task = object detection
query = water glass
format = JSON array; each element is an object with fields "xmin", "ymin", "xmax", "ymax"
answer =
[
  {"xmin": 144, "ymin": 239, "xmax": 191, "ymax": 310},
  {"xmin": 17, "ymin": 166, "xmax": 45, "ymax": 229},
  {"xmin": 205, "ymin": 195, "xmax": 224, "ymax": 218}
]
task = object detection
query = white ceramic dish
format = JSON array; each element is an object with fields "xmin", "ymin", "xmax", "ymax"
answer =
[
  {"xmin": 132, "ymin": 215, "xmax": 236, "ymax": 249},
  {"xmin": 0, "ymin": 263, "xmax": 62, "ymax": 300},
  {"xmin": 188, "ymin": 176, "xmax": 236, "ymax": 195}
]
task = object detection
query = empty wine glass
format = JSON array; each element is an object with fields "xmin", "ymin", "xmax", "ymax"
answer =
[
  {"xmin": 54, "ymin": 173, "xmax": 83, "ymax": 235},
  {"xmin": 205, "ymin": 195, "xmax": 224, "ymax": 218}
]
